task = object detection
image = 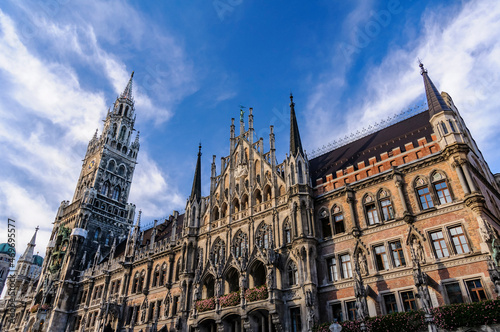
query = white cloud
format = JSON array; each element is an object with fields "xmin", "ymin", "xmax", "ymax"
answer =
[{"xmin": 306, "ymin": 0, "xmax": 500, "ymax": 171}]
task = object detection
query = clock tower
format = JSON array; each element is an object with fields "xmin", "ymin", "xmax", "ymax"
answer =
[{"xmin": 34, "ymin": 72, "xmax": 140, "ymax": 332}]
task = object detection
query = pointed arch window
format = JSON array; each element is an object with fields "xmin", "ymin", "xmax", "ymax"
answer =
[
  {"xmin": 290, "ymin": 163, "xmax": 295, "ymax": 185},
  {"xmin": 118, "ymin": 126, "xmax": 127, "ymax": 140},
  {"xmin": 364, "ymin": 195, "xmax": 380, "ymax": 225},
  {"xmin": 118, "ymin": 104, "xmax": 123, "ymax": 116},
  {"xmin": 124, "ymin": 106, "xmax": 129, "ymax": 117},
  {"xmin": 298, "ymin": 161, "xmax": 304, "ymax": 184},
  {"xmin": 118, "ymin": 165, "xmax": 126, "ymax": 177},
  {"xmin": 415, "ymin": 177, "xmax": 434, "ymax": 210},
  {"xmin": 319, "ymin": 209, "xmax": 332, "ymax": 239},
  {"xmin": 94, "ymin": 228, "xmax": 101, "ymax": 241},
  {"xmin": 255, "ymin": 223, "xmax": 272, "ymax": 249},
  {"xmin": 287, "ymin": 261, "xmax": 298, "ymax": 286},
  {"xmin": 160, "ymin": 263, "xmax": 167, "ymax": 286},
  {"xmin": 152, "ymin": 265, "xmax": 160, "ymax": 287},
  {"xmin": 132, "ymin": 272, "xmax": 140, "ymax": 293},
  {"xmin": 138, "ymin": 270, "xmax": 145, "ymax": 293},
  {"xmin": 107, "ymin": 160, "xmax": 116, "ymax": 172},
  {"xmin": 378, "ymin": 190, "xmax": 395, "ymax": 221},
  {"xmin": 175, "ymin": 259, "xmax": 181, "ymax": 281},
  {"xmin": 101, "ymin": 182, "xmax": 110, "ymax": 196},
  {"xmin": 112, "ymin": 186, "xmax": 121, "ymax": 200}
]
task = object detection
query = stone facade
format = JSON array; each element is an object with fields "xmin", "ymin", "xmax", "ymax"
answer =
[{"xmin": 1, "ymin": 65, "xmax": 500, "ymax": 332}]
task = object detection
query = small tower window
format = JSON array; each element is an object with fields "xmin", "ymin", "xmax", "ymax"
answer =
[
  {"xmin": 112, "ymin": 187, "xmax": 120, "ymax": 200},
  {"xmin": 119, "ymin": 126, "xmax": 127, "ymax": 140},
  {"xmin": 298, "ymin": 161, "xmax": 304, "ymax": 184},
  {"xmin": 118, "ymin": 104, "xmax": 123, "ymax": 116},
  {"xmin": 118, "ymin": 165, "xmax": 126, "ymax": 177},
  {"xmin": 94, "ymin": 228, "xmax": 101, "ymax": 241},
  {"xmin": 441, "ymin": 122, "xmax": 448, "ymax": 135},
  {"xmin": 101, "ymin": 182, "xmax": 109, "ymax": 196},
  {"xmin": 124, "ymin": 106, "xmax": 129, "ymax": 117},
  {"xmin": 448, "ymin": 120, "xmax": 456, "ymax": 132}
]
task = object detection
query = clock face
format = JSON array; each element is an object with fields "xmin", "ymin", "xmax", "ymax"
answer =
[{"xmin": 88, "ymin": 160, "xmax": 96, "ymax": 170}]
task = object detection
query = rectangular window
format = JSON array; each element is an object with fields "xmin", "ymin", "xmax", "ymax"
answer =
[
  {"xmin": 444, "ymin": 282, "xmax": 464, "ymax": 304},
  {"xmin": 401, "ymin": 291, "xmax": 417, "ymax": 311},
  {"xmin": 290, "ymin": 307, "xmax": 302, "ymax": 332},
  {"xmin": 449, "ymin": 226, "xmax": 469, "ymax": 254},
  {"xmin": 366, "ymin": 204, "xmax": 380, "ymax": 225},
  {"xmin": 418, "ymin": 187, "xmax": 434, "ymax": 209},
  {"xmin": 374, "ymin": 245, "xmax": 389, "ymax": 271},
  {"xmin": 331, "ymin": 303, "xmax": 343, "ymax": 322},
  {"xmin": 380, "ymin": 199, "xmax": 394, "ymax": 221},
  {"xmin": 434, "ymin": 181, "xmax": 452, "ymax": 204},
  {"xmin": 334, "ymin": 214, "xmax": 345, "ymax": 234},
  {"xmin": 466, "ymin": 279, "xmax": 487, "ymax": 302},
  {"xmin": 340, "ymin": 254, "xmax": 352, "ymax": 279},
  {"xmin": 327, "ymin": 257, "xmax": 338, "ymax": 282},
  {"xmin": 384, "ymin": 293, "xmax": 398, "ymax": 314},
  {"xmin": 390, "ymin": 241, "xmax": 406, "ymax": 267},
  {"xmin": 431, "ymin": 231, "xmax": 449, "ymax": 258},
  {"xmin": 346, "ymin": 301, "xmax": 357, "ymax": 321}
]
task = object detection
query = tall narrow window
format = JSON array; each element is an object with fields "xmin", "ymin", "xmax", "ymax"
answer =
[
  {"xmin": 380, "ymin": 199, "xmax": 394, "ymax": 221},
  {"xmin": 374, "ymin": 245, "xmax": 389, "ymax": 271},
  {"xmin": 101, "ymin": 182, "xmax": 109, "ymax": 196},
  {"xmin": 290, "ymin": 307, "xmax": 302, "ymax": 332},
  {"xmin": 327, "ymin": 257, "xmax": 338, "ymax": 282},
  {"xmin": 431, "ymin": 231, "xmax": 449, "ymax": 258},
  {"xmin": 466, "ymin": 279, "xmax": 487, "ymax": 302},
  {"xmin": 283, "ymin": 220, "xmax": 292, "ymax": 244},
  {"xmin": 288, "ymin": 262, "xmax": 298, "ymax": 286},
  {"xmin": 448, "ymin": 120, "xmax": 456, "ymax": 132},
  {"xmin": 340, "ymin": 254, "xmax": 352, "ymax": 279},
  {"xmin": 401, "ymin": 291, "xmax": 417, "ymax": 311},
  {"xmin": 320, "ymin": 210, "xmax": 332, "ymax": 239},
  {"xmin": 434, "ymin": 181, "xmax": 452, "ymax": 204},
  {"xmin": 390, "ymin": 241, "xmax": 406, "ymax": 267},
  {"xmin": 112, "ymin": 187, "xmax": 120, "ymax": 200},
  {"xmin": 441, "ymin": 122, "xmax": 448, "ymax": 134},
  {"xmin": 448, "ymin": 226, "xmax": 469, "ymax": 254},
  {"xmin": 298, "ymin": 161, "xmax": 304, "ymax": 184},
  {"xmin": 384, "ymin": 294, "xmax": 398, "ymax": 314},
  {"xmin": 331, "ymin": 303, "xmax": 343, "ymax": 322}
]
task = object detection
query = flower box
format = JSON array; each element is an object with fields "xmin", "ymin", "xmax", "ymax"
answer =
[
  {"xmin": 220, "ymin": 291, "xmax": 241, "ymax": 308},
  {"xmin": 195, "ymin": 297, "xmax": 216, "ymax": 312},
  {"xmin": 245, "ymin": 285, "xmax": 268, "ymax": 302}
]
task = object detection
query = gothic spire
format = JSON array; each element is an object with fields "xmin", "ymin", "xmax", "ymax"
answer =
[
  {"xmin": 419, "ymin": 62, "xmax": 451, "ymax": 118},
  {"xmin": 20, "ymin": 226, "xmax": 38, "ymax": 262},
  {"xmin": 120, "ymin": 71, "xmax": 134, "ymax": 101},
  {"xmin": 289, "ymin": 93, "xmax": 304, "ymax": 157},
  {"xmin": 190, "ymin": 144, "xmax": 202, "ymax": 202}
]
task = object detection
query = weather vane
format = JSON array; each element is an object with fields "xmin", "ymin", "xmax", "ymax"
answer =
[{"xmin": 239, "ymin": 105, "xmax": 246, "ymax": 122}]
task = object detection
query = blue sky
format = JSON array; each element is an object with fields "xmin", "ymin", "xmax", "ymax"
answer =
[{"xmin": 1, "ymin": 0, "xmax": 500, "ymax": 269}]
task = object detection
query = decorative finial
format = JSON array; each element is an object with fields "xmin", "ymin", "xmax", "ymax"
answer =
[
  {"xmin": 198, "ymin": 142, "xmax": 202, "ymax": 154},
  {"xmin": 239, "ymin": 105, "xmax": 246, "ymax": 122},
  {"xmin": 35, "ymin": 225, "xmax": 39, "ymax": 232},
  {"xmin": 290, "ymin": 92, "xmax": 294, "ymax": 106},
  {"xmin": 418, "ymin": 58, "xmax": 427, "ymax": 75},
  {"xmin": 131, "ymin": 71, "xmax": 134, "ymax": 78}
]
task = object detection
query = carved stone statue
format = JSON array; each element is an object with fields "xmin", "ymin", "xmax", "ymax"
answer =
[
  {"xmin": 358, "ymin": 253, "xmax": 368, "ymax": 276},
  {"xmin": 267, "ymin": 268, "xmax": 274, "ymax": 288},
  {"xmin": 307, "ymin": 307, "xmax": 315, "ymax": 331},
  {"xmin": 411, "ymin": 238, "xmax": 426, "ymax": 264},
  {"xmin": 306, "ymin": 290, "xmax": 313, "ymax": 307},
  {"xmin": 493, "ymin": 238, "xmax": 500, "ymax": 268}
]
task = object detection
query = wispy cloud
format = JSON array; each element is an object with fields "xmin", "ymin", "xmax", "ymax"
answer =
[{"xmin": 306, "ymin": 0, "xmax": 500, "ymax": 171}]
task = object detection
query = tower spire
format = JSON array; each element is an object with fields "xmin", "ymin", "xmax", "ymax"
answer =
[
  {"xmin": 289, "ymin": 93, "xmax": 304, "ymax": 157},
  {"xmin": 20, "ymin": 226, "xmax": 38, "ymax": 262},
  {"xmin": 419, "ymin": 62, "xmax": 451, "ymax": 118},
  {"xmin": 120, "ymin": 71, "xmax": 134, "ymax": 101},
  {"xmin": 190, "ymin": 144, "xmax": 202, "ymax": 202}
]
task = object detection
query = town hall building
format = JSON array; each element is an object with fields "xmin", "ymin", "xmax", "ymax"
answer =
[{"xmin": 1, "ymin": 63, "xmax": 500, "ymax": 332}]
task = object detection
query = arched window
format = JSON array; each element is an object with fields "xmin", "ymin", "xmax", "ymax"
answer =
[
  {"xmin": 213, "ymin": 206, "xmax": 220, "ymax": 220},
  {"xmin": 290, "ymin": 163, "xmax": 295, "ymax": 185},
  {"xmin": 112, "ymin": 186, "xmax": 120, "ymax": 200},
  {"xmin": 94, "ymin": 228, "xmax": 101, "ymax": 241},
  {"xmin": 124, "ymin": 106, "xmax": 129, "ymax": 117},
  {"xmin": 331, "ymin": 207, "xmax": 345, "ymax": 235},
  {"xmin": 152, "ymin": 265, "xmax": 160, "ymax": 287},
  {"xmin": 101, "ymin": 182, "xmax": 110, "ymax": 196},
  {"xmin": 107, "ymin": 160, "xmax": 116, "ymax": 172},
  {"xmin": 132, "ymin": 272, "xmax": 138, "ymax": 293},
  {"xmin": 221, "ymin": 202, "xmax": 228, "ymax": 218},
  {"xmin": 255, "ymin": 223, "xmax": 272, "ymax": 249},
  {"xmin": 431, "ymin": 172, "xmax": 452, "ymax": 205},
  {"xmin": 118, "ymin": 104, "xmax": 123, "ymax": 116},
  {"xmin": 415, "ymin": 177, "xmax": 434, "ymax": 210},
  {"xmin": 254, "ymin": 189, "xmax": 262, "ymax": 205},
  {"xmin": 233, "ymin": 231, "xmax": 247, "ymax": 258},
  {"xmin": 241, "ymin": 194, "xmax": 248, "ymax": 210},
  {"xmin": 264, "ymin": 185, "xmax": 272, "ymax": 201},
  {"xmin": 118, "ymin": 126, "xmax": 127, "ymax": 140},
  {"xmin": 287, "ymin": 261, "xmax": 298, "ymax": 286},
  {"xmin": 283, "ymin": 219, "xmax": 292, "ymax": 244},
  {"xmin": 118, "ymin": 165, "xmax": 126, "ymax": 177},
  {"xmin": 298, "ymin": 161, "xmax": 304, "ymax": 184},
  {"xmin": 319, "ymin": 209, "xmax": 332, "ymax": 239},
  {"xmin": 364, "ymin": 195, "xmax": 380, "ymax": 225},
  {"xmin": 231, "ymin": 198, "xmax": 239, "ymax": 214},
  {"xmin": 279, "ymin": 185, "xmax": 285, "ymax": 196}
]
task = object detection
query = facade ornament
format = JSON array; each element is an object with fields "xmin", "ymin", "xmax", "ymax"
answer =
[
  {"xmin": 353, "ymin": 257, "xmax": 368, "ymax": 331},
  {"xmin": 411, "ymin": 238, "xmax": 426, "ymax": 264},
  {"xmin": 492, "ymin": 238, "xmax": 500, "ymax": 268},
  {"xmin": 307, "ymin": 307, "xmax": 316, "ymax": 332},
  {"xmin": 413, "ymin": 252, "xmax": 437, "ymax": 331},
  {"xmin": 357, "ymin": 252, "xmax": 368, "ymax": 276}
]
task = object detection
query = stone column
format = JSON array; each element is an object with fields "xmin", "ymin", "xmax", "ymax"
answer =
[
  {"xmin": 460, "ymin": 161, "xmax": 478, "ymax": 193},
  {"xmin": 395, "ymin": 178, "xmax": 408, "ymax": 213},
  {"xmin": 453, "ymin": 161, "xmax": 470, "ymax": 195},
  {"xmin": 346, "ymin": 189, "xmax": 360, "ymax": 236}
]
